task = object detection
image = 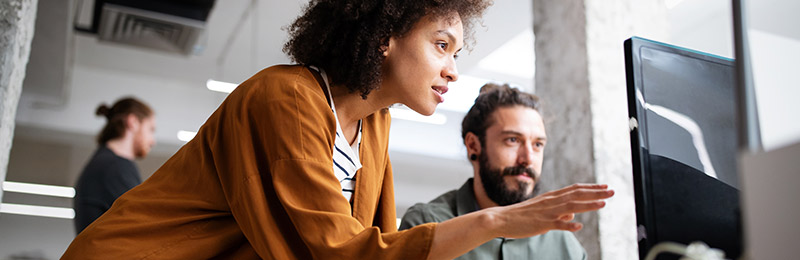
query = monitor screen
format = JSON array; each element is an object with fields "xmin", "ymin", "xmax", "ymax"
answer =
[{"xmin": 624, "ymin": 37, "xmax": 742, "ymax": 259}]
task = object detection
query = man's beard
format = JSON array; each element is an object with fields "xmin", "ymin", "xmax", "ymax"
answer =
[
  {"xmin": 478, "ymin": 152, "xmax": 541, "ymax": 206},
  {"xmin": 132, "ymin": 135, "xmax": 149, "ymax": 159}
]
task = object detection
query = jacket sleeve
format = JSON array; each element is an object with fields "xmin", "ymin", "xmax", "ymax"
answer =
[{"xmin": 211, "ymin": 67, "xmax": 436, "ymax": 259}]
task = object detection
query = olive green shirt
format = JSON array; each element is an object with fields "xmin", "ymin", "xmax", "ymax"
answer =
[{"xmin": 400, "ymin": 178, "xmax": 587, "ymax": 260}]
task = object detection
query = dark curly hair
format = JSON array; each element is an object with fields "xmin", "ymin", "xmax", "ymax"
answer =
[
  {"xmin": 284, "ymin": 0, "xmax": 492, "ymax": 99},
  {"xmin": 461, "ymin": 83, "xmax": 540, "ymax": 152}
]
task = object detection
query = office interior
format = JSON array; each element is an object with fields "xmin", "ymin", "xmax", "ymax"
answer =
[{"xmin": 0, "ymin": 0, "xmax": 797, "ymax": 259}]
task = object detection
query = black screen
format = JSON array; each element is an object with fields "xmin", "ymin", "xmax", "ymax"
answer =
[{"xmin": 625, "ymin": 37, "xmax": 742, "ymax": 260}]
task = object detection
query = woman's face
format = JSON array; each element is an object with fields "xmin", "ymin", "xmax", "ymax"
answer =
[{"xmin": 382, "ymin": 13, "xmax": 464, "ymax": 116}]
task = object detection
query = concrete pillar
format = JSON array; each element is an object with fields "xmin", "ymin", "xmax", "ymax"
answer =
[
  {"xmin": 0, "ymin": 0, "xmax": 38, "ymax": 204},
  {"xmin": 532, "ymin": 0, "xmax": 666, "ymax": 259}
]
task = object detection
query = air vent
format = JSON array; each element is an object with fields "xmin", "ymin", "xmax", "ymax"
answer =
[{"xmin": 97, "ymin": 4, "xmax": 206, "ymax": 55}]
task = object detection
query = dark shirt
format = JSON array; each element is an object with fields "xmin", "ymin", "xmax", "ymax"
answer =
[
  {"xmin": 400, "ymin": 178, "xmax": 587, "ymax": 260},
  {"xmin": 73, "ymin": 145, "xmax": 141, "ymax": 234}
]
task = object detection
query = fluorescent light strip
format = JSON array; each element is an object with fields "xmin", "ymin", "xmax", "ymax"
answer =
[
  {"xmin": 389, "ymin": 108, "xmax": 447, "ymax": 125},
  {"xmin": 206, "ymin": 79, "xmax": 238, "ymax": 93},
  {"xmin": 0, "ymin": 203, "xmax": 75, "ymax": 219},
  {"xmin": 2, "ymin": 181, "xmax": 75, "ymax": 198},
  {"xmin": 177, "ymin": 130, "xmax": 197, "ymax": 142}
]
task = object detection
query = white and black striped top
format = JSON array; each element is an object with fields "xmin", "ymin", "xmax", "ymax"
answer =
[{"xmin": 314, "ymin": 67, "xmax": 363, "ymax": 202}]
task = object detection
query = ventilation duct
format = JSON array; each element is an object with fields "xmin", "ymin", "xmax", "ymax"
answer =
[{"xmin": 88, "ymin": 0, "xmax": 216, "ymax": 55}]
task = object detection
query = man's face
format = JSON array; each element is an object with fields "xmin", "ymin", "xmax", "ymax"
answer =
[
  {"xmin": 477, "ymin": 105, "xmax": 546, "ymax": 206},
  {"xmin": 133, "ymin": 116, "xmax": 156, "ymax": 159}
]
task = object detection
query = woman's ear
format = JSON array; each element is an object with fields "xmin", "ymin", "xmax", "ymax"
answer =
[{"xmin": 382, "ymin": 36, "xmax": 396, "ymax": 57}]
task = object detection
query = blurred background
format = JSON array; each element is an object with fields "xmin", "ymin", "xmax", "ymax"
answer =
[{"xmin": 0, "ymin": 0, "xmax": 797, "ymax": 259}]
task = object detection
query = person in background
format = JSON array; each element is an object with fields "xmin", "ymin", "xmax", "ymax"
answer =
[
  {"xmin": 63, "ymin": 1, "xmax": 612, "ymax": 259},
  {"xmin": 401, "ymin": 83, "xmax": 587, "ymax": 259},
  {"xmin": 73, "ymin": 97, "xmax": 156, "ymax": 234}
]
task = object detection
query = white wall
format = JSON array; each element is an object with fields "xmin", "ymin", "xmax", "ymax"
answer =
[
  {"xmin": 747, "ymin": 0, "xmax": 800, "ymax": 151},
  {"xmin": 667, "ymin": 0, "xmax": 800, "ymax": 151}
]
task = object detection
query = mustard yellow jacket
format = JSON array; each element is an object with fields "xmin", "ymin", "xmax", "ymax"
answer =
[{"xmin": 63, "ymin": 65, "xmax": 436, "ymax": 259}]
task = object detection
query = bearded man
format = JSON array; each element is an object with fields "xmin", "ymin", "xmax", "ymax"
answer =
[{"xmin": 400, "ymin": 83, "xmax": 586, "ymax": 260}]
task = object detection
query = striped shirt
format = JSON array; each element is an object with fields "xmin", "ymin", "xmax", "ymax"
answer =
[{"xmin": 314, "ymin": 67, "xmax": 363, "ymax": 202}]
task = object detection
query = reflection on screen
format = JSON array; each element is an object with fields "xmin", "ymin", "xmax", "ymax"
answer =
[{"xmin": 639, "ymin": 46, "xmax": 738, "ymax": 189}]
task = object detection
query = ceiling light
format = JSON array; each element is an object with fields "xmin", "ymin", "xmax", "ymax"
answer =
[
  {"xmin": 2, "ymin": 181, "xmax": 75, "ymax": 198},
  {"xmin": 177, "ymin": 130, "xmax": 197, "ymax": 142},
  {"xmin": 0, "ymin": 203, "xmax": 75, "ymax": 219},
  {"xmin": 206, "ymin": 79, "xmax": 237, "ymax": 93},
  {"xmin": 389, "ymin": 108, "xmax": 447, "ymax": 125}
]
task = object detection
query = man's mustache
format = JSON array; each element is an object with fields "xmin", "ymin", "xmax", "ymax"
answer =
[{"xmin": 501, "ymin": 165, "xmax": 538, "ymax": 182}]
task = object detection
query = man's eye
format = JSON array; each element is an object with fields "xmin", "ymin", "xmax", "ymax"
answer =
[{"xmin": 437, "ymin": 42, "xmax": 447, "ymax": 50}]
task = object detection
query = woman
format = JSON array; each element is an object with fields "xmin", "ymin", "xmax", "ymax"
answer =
[{"xmin": 63, "ymin": 0, "xmax": 613, "ymax": 259}]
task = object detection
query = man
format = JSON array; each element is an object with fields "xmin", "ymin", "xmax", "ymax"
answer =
[
  {"xmin": 400, "ymin": 83, "xmax": 586, "ymax": 259},
  {"xmin": 73, "ymin": 97, "xmax": 156, "ymax": 234}
]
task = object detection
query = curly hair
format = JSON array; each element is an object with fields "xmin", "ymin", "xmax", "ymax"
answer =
[
  {"xmin": 284, "ymin": 0, "xmax": 492, "ymax": 99},
  {"xmin": 461, "ymin": 83, "xmax": 540, "ymax": 150}
]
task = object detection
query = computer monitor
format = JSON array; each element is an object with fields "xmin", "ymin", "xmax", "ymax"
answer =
[{"xmin": 624, "ymin": 37, "xmax": 743, "ymax": 259}]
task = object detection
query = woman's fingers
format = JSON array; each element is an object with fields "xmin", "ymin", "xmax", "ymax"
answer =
[
  {"xmin": 527, "ymin": 201, "xmax": 607, "ymax": 221},
  {"xmin": 536, "ymin": 188, "xmax": 615, "ymax": 207},
  {"xmin": 551, "ymin": 221, "xmax": 583, "ymax": 232},
  {"xmin": 540, "ymin": 183, "xmax": 610, "ymax": 198},
  {"xmin": 558, "ymin": 213, "xmax": 575, "ymax": 221},
  {"xmin": 550, "ymin": 201, "xmax": 607, "ymax": 216},
  {"xmin": 501, "ymin": 183, "xmax": 614, "ymax": 238}
]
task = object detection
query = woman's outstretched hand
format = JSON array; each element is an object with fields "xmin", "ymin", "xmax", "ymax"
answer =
[
  {"xmin": 489, "ymin": 183, "xmax": 614, "ymax": 238},
  {"xmin": 428, "ymin": 183, "xmax": 614, "ymax": 260}
]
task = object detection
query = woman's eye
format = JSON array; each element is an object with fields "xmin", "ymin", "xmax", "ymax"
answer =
[{"xmin": 437, "ymin": 42, "xmax": 447, "ymax": 50}]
